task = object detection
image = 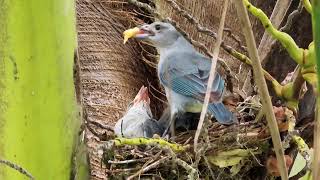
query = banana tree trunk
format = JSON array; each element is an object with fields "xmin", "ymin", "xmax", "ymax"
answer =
[{"xmin": 0, "ymin": 0, "xmax": 81, "ymax": 179}]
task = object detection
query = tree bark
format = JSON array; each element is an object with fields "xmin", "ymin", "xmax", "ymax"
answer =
[{"xmin": 76, "ymin": 0, "xmax": 162, "ymax": 179}]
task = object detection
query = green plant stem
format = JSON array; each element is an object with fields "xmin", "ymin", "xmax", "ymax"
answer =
[
  {"xmin": 303, "ymin": 0, "xmax": 313, "ymax": 13},
  {"xmin": 0, "ymin": 0, "xmax": 81, "ymax": 179},
  {"xmin": 312, "ymin": 0, "xmax": 320, "ymax": 178},
  {"xmin": 234, "ymin": 1, "xmax": 289, "ymax": 179},
  {"xmin": 114, "ymin": 138, "xmax": 187, "ymax": 152},
  {"xmin": 244, "ymin": 0, "xmax": 304, "ymax": 65}
]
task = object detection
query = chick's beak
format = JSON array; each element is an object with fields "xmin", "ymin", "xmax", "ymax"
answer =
[{"xmin": 133, "ymin": 86, "xmax": 150, "ymax": 107}]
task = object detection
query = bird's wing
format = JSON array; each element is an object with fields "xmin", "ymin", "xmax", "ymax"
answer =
[{"xmin": 159, "ymin": 52, "xmax": 225, "ymax": 102}]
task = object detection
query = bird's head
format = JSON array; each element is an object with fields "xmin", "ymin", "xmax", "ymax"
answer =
[
  {"xmin": 123, "ymin": 22, "xmax": 180, "ymax": 48},
  {"xmin": 126, "ymin": 86, "xmax": 152, "ymax": 118}
]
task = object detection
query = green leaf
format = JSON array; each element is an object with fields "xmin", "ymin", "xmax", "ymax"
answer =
[
  {"xmin": 208, "ymin": 148, "xmax": 260, "ymax": 168},
  {"xmin": 289, "ymin": 152, "xmax": 306, "ymax": 178}
]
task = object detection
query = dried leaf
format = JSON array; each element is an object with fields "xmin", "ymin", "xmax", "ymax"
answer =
[{"xmin": 266, "ymin": 155, "xmax": 293, "ymax": 176}]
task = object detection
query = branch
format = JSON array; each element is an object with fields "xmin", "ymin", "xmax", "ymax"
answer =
[
  {"xmin": 244, "ymin": 0, "xmax": 304, "ymax": 65},
  {"xmin": 258, "ymin": 0, "xmax": 293, "ymax": 65},
  {"xmin": 127, "ymin": 156, "xmax": 168, "ymax": 180},
  {"xmin": 223, "ymin": 28, "xmax": 247, "ymax": 52},
  {"xmin": 280, "ymin": 1, "xmax": 304, "ymax": 32},
  {"xmin": 234, "ymin": 0, "xmax": 288, "ymax": 179},
  {"xmin": 0, "ymin": 159, "xmax": 34, "ymax": 180},
  {"xmin": 194, "ymin": 0, "xmax": 229, "ymax": 151},
  {"xmin": 127, "ymin": 0, "xmax": 160, "ymax": 18}
]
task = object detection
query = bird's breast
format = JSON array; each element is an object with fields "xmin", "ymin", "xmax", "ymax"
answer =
[{"xmin": 165, "ymin": 88, "xmax": 202, "ymax": 113}]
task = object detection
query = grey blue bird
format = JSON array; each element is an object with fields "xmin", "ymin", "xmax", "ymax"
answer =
[
  {"xmin": 114, "ymin": 86, "xmax": 164, "ymax": 138},
  {"xmin": 132, "ymin": 22, "xmax": 236, "ymax": 135}
]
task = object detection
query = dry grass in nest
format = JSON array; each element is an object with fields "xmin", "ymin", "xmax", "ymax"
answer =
[{"xmin": 98, "ymin": 96, "xmax": 276, "ymax": 179}]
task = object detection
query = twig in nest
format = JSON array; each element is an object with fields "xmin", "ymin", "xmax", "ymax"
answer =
[
  {"xmin": 107, "ymin": 167, "xmax": 140, "ymax": 173},
  {"xmin": 0, "ymin": 159, "xmax": 34, "ymax": 180},
  {"xmin": 173, "ymin": 158, "xmax": 199, "ymax": 179},
  {"xmin": 108, "ymin": 158, "xmax": 148, "ymax": 164},
  {"xmin": 203, "ymin": 156, "xmax": 215, "ymax": 179},
  {"xmin": 127, "ymin": 154, "xmax": 168, "ymax": 180}
]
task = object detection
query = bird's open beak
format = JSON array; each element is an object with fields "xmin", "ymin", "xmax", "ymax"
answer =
[
  {"xmin": 123, "ymin": 25, "xmax": 154, "ymax": 44},
  {"xmin": 133, "ymin": 86, "xmax": 150, "ymax": 106}
]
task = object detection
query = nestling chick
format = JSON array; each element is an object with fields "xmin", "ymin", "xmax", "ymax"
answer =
[{"xmin": 114, "ymin": 86, "xmax": 164, "ymax": 138}]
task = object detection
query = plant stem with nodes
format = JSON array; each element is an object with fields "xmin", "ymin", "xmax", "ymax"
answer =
[
  {"xmin": 113, "ymin": 137, "xmax": 187, "ymax": 152},
  {"xmin": 243, "ymin": 0, "xmax": 304, "ymax": 65}
]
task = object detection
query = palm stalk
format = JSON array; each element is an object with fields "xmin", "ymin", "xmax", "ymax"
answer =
[{"xmin": 0, "ymin": 0, "xmax": 82, "ymax": 179}]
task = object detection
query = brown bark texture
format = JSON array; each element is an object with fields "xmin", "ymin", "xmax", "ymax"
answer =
[{"xmin": 76, "ymin": 1, "xmax": 161, "ymax": 179}]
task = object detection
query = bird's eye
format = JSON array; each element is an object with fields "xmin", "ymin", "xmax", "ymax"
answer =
[{"xmin": 155, "ymin": 24, "xmax": 161, "ymax": 30}]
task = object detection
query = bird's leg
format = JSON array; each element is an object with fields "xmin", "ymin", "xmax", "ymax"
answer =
[
  {"xmin": 161, "ymin": 112, "xmax": 177, "ymax": 138},
  {"xmin": 170, "ymin": 112, "xmax": 176, "ymax": 138}
]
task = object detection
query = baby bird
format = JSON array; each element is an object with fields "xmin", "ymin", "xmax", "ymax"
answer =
[{"xmin": 114, "ymin": 86, "xmax": 164, "ymax": 138}]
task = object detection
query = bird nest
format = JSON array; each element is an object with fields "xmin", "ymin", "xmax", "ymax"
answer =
[{"xmin": 98, "ymin": 95, "xmax": 280, "ymax": 179}]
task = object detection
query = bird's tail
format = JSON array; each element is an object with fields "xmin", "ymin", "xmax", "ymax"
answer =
[{"xmin": 208, "ymin": 102, "xmax": 236, "ymax": 124}]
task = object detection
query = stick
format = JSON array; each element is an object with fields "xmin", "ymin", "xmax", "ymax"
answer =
[
  {"xmin": 194, "ymin": 0, "xmax": 229, "ymax": 151},
  {"xmin": 233, "ymin": 1, "xmax": 288, "ymax": 179},
  {"xmin": 258, "ymin": 0, "xmax": 293, "ymax": 65}
]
